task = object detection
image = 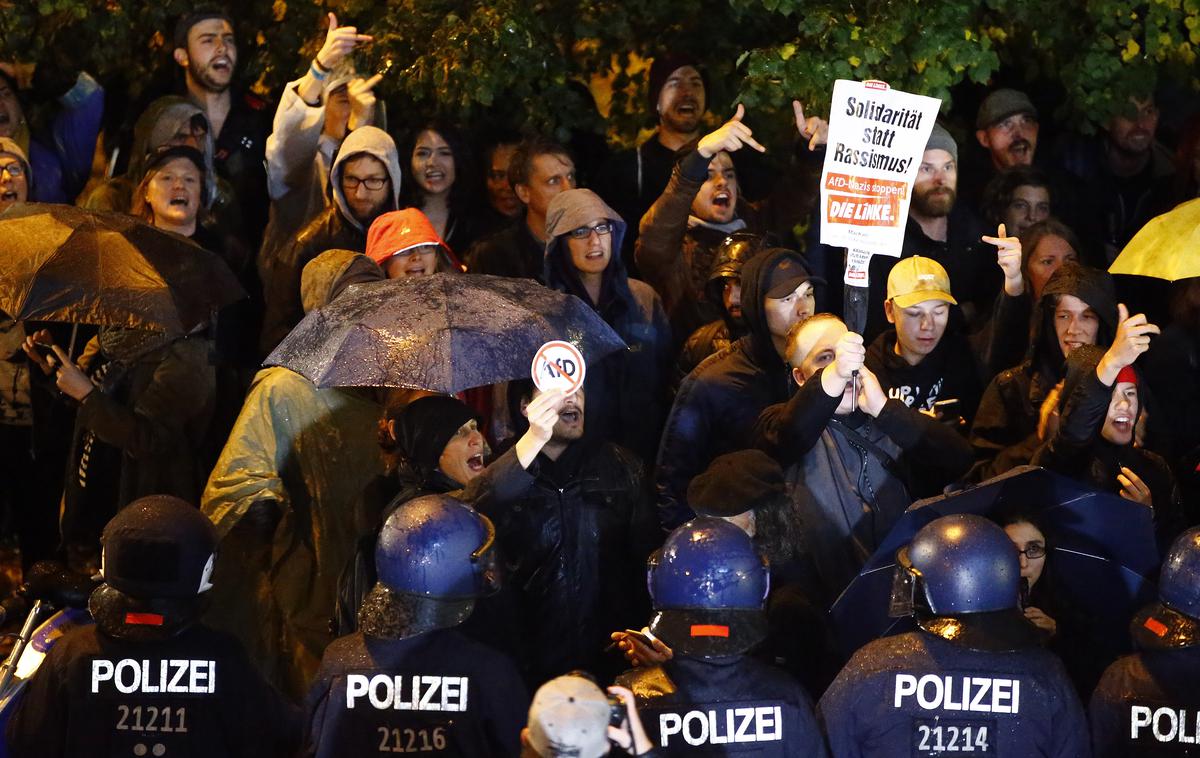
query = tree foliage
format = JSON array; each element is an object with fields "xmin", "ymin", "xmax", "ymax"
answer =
[{"xmin": 0, "ymin": 0, "xmax": 1196, "ymax": 142}]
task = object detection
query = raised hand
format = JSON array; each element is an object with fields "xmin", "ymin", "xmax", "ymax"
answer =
[
  {"xmin": 793, "ymin": 100, "xmax": 828, "ymax": 151},
  {"xmin": 1098, "ymin": 303, "xmax": 1160, "ymax": 384},
  {"xmin": 315, "ymin": 12, "xmax": 374, "ymax": 72},
  {"xmin": 983, "ymin": 223, "xmax": 1024, "ymax": 296},
  {"xmin": 697, "ymin": 104, "xmax": 767, "ymax": 159}
]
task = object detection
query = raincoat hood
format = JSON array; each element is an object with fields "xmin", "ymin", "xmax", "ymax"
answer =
[
  {"xmin": 365, "ymin": 208, "xmax": 461, "ymax": 272},
  {"xmin": 127, "ymin": 96, "xmax": 217, "ymax": 209},
  {"xmin": 543, "ymin": 188, "xmax": 631, "ymax": 308},
  {"xmin": 0, "ymin": 136, "xmax": 32, "ymax": 195},
  {"xmin": 739, "ymin": 248, "xmax": 819, "ymax": 368},
  {"xmin": 329, "ymin": 126, "xmax": 403, "ymax": 232},
  {"xmin": 1031, "ymin": 262, "xmax": 1118, "ymax": 380},
  {"xmin": 300, "ymin": 249, "xmax": 385, "ymax": 314}
]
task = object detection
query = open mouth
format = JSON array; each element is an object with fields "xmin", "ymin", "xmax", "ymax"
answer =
[
  {"xmin": 0, "ymin": 190, "xmax": 17, "ymax": 202},
  {"xmin": 1110, "ymin": 416, "xmax": 1133, "ymax": 434},
  {"xmin": 1063, "ymin": 340, "xmax": 1083, "ymax": 352},
  {"xmin": 712, "ymin": 191, "xmax": 731, "ymax": 208},
  {"xmin": 424, "ymin": 170, "xmax": 445, "ymax": 182},
  {"xmin": 0, "ymin": 112, "xmax": 10, "ymax": 127},
  {"xmin": 467, "ymin": 454, "xmax": 485, "ymax": 472},
  {"xmin": 404, "ymin": 264, "xmax": 428, "ymax": 276},
  {"xmin": 676, "ymin": 100, "xmax": 698, "ymax": 115},
  {"xmin": 1009, "ymin": 140, "xmax": 1031, "ymax": 154},
  {"xmin": 211, "ymin": 57, "xmax": 232, "ymax": 73},
  {"xmin": 168, "ymin": 195, "xmax": 190, "ymax": 208},
  {"xmin": 560, "ymin": 409, "xmax": 581, "ymax": 424}
]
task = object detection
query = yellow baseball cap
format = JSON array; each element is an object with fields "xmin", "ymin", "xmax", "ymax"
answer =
[{"xmin": 887, "ymin": 256, "xmax": 957, "ymax": 308}]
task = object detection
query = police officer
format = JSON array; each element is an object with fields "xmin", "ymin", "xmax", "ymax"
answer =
[
  {"xmin": 1090, "ymin": 527, "xmax": 1200, "ymax": 756},
  {"xmin": 6, "ymin": 495, "xmax": 300, "ymax": 757},
  {"xmin": 818, "ymin": 513, "xmax": 1090, "ymax": 757},
  {"xmin": 304, "ymin": 494, "xmax": 528, "ymax": 757},
  {"xmin": 616, "ymin": 517, "xmax": 827, "ymax": 756}
]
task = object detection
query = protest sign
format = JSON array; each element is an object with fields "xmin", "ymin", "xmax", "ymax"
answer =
[
  {"xmin": 531, "ymin": 340, "xmax": 586, "ymax": 395},
  {"xmin": 818, "ymin": 80, "xmax": 942, "ymax": 285}
]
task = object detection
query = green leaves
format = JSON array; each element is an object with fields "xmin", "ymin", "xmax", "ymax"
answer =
[{"xmin": 0, "ymin": 0, "xmax": 1194, "ymax": 142}]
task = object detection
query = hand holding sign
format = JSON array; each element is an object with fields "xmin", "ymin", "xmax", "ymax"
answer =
[
  {"xmin": 794, "ymin": 100, "xmax": 829, "ymax": 152},
  {"xmin": 697, "ymin": 104, "xmax": 767, "ymax": 159},
  {"xmin": 982, "ymin": 223, "xmax": 1024, "ymax": 297},
  {"xmin": 524, "ymin": 388, "xmax": 565, "ymax": 446},
  {"xmin": 531, "ymin": 340, "xmax": 586, "ymax": 395}
]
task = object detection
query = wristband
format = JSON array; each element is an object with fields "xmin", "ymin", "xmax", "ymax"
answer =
[{"xmin": 310, "ymin": 60, "xmax": 329, "ymax": 81}]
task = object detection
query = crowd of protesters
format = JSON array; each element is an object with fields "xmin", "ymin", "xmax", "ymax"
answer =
[{"xmin": 2, "ymin": 8, "xmax": 1200, "ymax": 756}]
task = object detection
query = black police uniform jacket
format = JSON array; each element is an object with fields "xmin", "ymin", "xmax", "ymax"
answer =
[
  {"xmin": 617, "ymin": 654, "xmax": 828, "ymax": 756},
  {"xmin": 1089, "ymin": 647, "xmax": 1200, "ymax": 757},
  {"xmin": 5, "ymin": 622, "xmax": 300, "ymax": 758},
  {"xmin": 818, "ymin": 630, "xmax": 1090, "ymax": 757},
  {"xmin": 304, "ymin": 628, "xmax": 527, "ymax": 758}
]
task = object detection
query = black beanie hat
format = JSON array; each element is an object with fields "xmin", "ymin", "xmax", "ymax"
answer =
[
  {"xmin": 173, "ymin": 10, "xmax": 234, "ymax": 50},
  {"xmin": 687, "ymin": 450, "xmax": 787, "ymax": 518},
  {"xmin": 394, "ymin": 396, "xmax": 481, "ymax": 474},
  {"xmin": 647, "ymin": 53, "xmax": 704, "ymax": 111}
]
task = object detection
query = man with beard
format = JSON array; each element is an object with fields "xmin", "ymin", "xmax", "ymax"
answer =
[
  {"xmin": 596, "ymin": 55, "xmax": 708, "ymax": 268},
  {"xmin": 863, "ymin": 125, "xmax": 990, "ymax": 341},
  {"xmin": 260, "ymin": 125, "xmax": 402, "ymax": 351},
  {"xmin": 1066, "ymin": 95, "xmax": 1176, "ymax": 268},
  {"xmin": 173, "ymin": 11, "xmax": 271, "ymax": 245},
  {"xmin": 481, "ymin": 382, "xmax": 658, "ymax": 687}
]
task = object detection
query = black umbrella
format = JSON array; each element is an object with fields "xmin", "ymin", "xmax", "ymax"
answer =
[
  {"xmin": 0, "ymin": 203, "xmax": 245, "ymax": 333},
  {"xmin": 266, "ymin": 273, "xmax": 627, "ymax": 394},
  {"xmin": 829, "ymin": 466, "xmax": 1160, "ymax": 657}
]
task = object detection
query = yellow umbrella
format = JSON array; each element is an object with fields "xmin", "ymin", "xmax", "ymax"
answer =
[{"xmin": 1109, "ymin": 197, "xmax": 1200, "ymax": 281}]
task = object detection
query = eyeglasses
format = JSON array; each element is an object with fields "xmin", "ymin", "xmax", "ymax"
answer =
[
  {"xmin": 566, "ymin": 222, "xmax": 613, "ymax": 239},
  {"xmin": 0, "ymin": 163, "xmax": 24, "ymax": 178},
  {"xmin": 1016, "ymin": 542, "xmax": 1046, "ymax": 560},
  {"xmin": 342, "ymin": 176, "xmax": 388, "ymax": 191}
]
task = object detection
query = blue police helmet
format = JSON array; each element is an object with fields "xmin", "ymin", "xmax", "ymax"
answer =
[
  {"xmin": 376, "ymin": 494, "xmax": 499, "ymax": 600},
  {"xmin": 649, "ymin": 517, "xmax": 769, "ymax": 612},
  {"xmin": 1160, "ymin": 527, "xmax": 1200, "ymax": 617},
  {"xmin": 1132, "ymin": 527, "xmax": 1200, "ymax": 649},
  {"xmin": 646, "ymin": 517, "xmax": 770, "ymax": 658},
  {"xmin": 905, "ymin": 513, "xmax": 1021, "ymax": 615},
  {"xmin": 893, "ymin": 514, "xmax": 1041, "ymax": 652}
]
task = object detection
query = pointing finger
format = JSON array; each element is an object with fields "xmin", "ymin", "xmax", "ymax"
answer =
[
  {"xmin": 360, "ymin": 72, "xmax": 384, "ymax": 90},
  {"xmin": 997, "ymin": 223, "xmax": 1007, "ymax": 238}
]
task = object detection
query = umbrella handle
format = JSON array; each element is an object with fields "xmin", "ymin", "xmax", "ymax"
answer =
[{"xmin": 850, "ymin": 369, "xmax": 859, "ymax": 413}]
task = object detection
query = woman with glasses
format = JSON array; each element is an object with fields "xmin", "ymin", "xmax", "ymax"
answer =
[
  {"xmin": 540, "ymin": 188, "xmax": 671, "ymax": 464},
  {"xmin": 1001, "ymin": 513, "xmax": 1055, "ymax": 635}
]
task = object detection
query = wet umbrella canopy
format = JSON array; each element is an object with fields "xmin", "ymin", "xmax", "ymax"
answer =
[
  {"xmin": 0, "ymin": 203, "xmax": 245, "ymax": 333},
  {"xmin": 830, "ymin": 466, "xmax": 1159, "ymax": 657},
  {"xmin": 267, "ymin": 273, "xmax": 627, "ymax": 394}
]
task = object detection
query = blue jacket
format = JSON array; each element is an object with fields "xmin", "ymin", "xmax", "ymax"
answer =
[
  {"xmin": 618, "ymin": 654, "xmax": 828, "ymax": 756},
  {"xmin": 1089, "ymin": 647, "xmax": 1200, "ymax": 757},
  {"xmin": 819, "ymin": 631, "xmax": 1090, "ymax": 757},
  {"xmin": 304, "ymin": 629, "xmax": 527, "ymax": 758}
]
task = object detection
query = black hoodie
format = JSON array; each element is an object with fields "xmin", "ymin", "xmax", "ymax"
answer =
[
  {"xmin": 866, "ymin": 328, "xmax": 982, "ymax": 427},
  {"xmin": 969, "ymin": 262, "xmax": 1118, "ymax": 480},
  {"xmin": 1032, "ymin": 344, "xmax": 1183, "ymax": 553},
  {"xmin": 654, "ymin": 249, "xmax": 817, "ymax": 529}
]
